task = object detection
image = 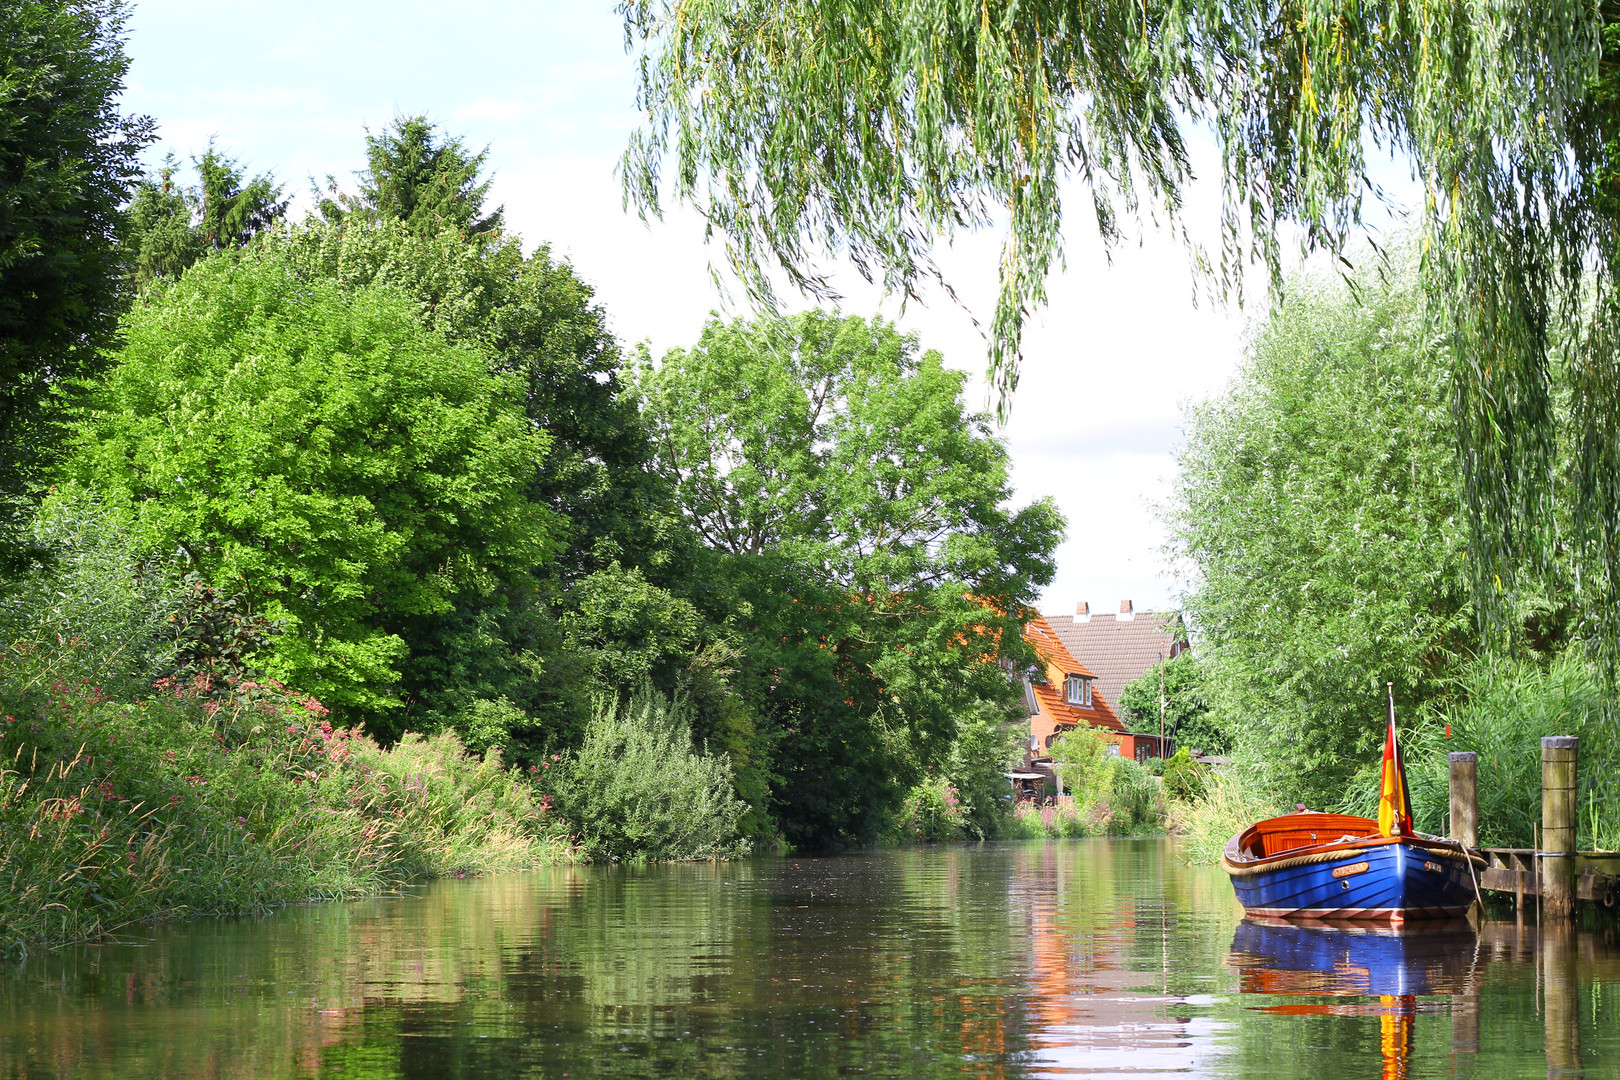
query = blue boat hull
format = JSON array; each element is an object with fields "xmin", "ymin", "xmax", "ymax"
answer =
[{"xmin": 1228, "ymin": 840, "xmax": 1474, "ymax": 923}]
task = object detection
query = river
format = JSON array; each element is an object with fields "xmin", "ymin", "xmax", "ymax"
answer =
[{"xmin": 1, "ymin": 837, "xmax": 1615, "ymax": 1078}]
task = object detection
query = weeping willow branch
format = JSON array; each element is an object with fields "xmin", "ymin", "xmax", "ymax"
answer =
[{"xmin": 621, "ymin": 0, "xmax": 1620, "ymax": 668}]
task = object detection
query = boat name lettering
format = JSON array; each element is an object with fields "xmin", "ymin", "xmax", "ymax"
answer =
[
  {"xmin": 1331, "ymin": 861, "xmax": 1370, "ymax": 879},
  {"xmin": 1423, "ymin": 860, "xmax": 1442, "ymax": 873}
]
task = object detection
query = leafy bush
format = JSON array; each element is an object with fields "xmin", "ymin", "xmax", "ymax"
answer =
[
  {"xmin": 547, "ymin": 684, "xmax": 746, "ymax": 861},
  {"xmin": 1160, "ymin": 747, "xmax": 1208, "ymax": 802},
  {"xmin": 1050, "ymin": 728, "xmax": 1116, "ymax": 804},
  {"xmin": 939, "ymin": 702, "xmax": 1025, "ymax": 838},
  {"xmin": 1047, "ymin": 728, "xmax": 1167, "ymax": 834},
  {"xmin": 1008, "ymin": 729, "xmax": 1168, "ymax": 838},
  {"xmin": 884, "ymin": 775, "xmax": 970, "ymax": 842}
]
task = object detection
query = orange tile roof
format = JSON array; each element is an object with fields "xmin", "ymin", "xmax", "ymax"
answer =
[
  {"xmin": 1023, "ymin": 613, "xmax": 1126, "ymax": 733},
  {"xmin": 1044, "ymin": 610, "xmax": 1184, "ymax": 709}
]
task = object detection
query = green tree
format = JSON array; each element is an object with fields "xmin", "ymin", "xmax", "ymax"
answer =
[
  {"xmin": 1166, "ymin": 257, "xmax": 1472, "ymax": 805},
  {"xmin": 559, "ymin": 562, "xmax": 703, "ymax": 686},
  {"xmin": 280, "ymin": 211, "xmax": 666, "ymax": 585},
  {"xmin": 316, "ymin": 115, "xmax": 502, "ymax": 236},
  {"xmin": 245, "ymin": 120, "xmax": 673, "ymax": 753},
  {"xmin": 272, "ymin": 210, "xmax": 677, "ymax": 744},
  {"xmin": 0, "ymin": 0, "xmax": 152, "ymax": 567},
  {"xmin": 619, "ymin": 0, "xmax": 1620, "ymax": 673},
  {"xmin": 637, "ymin": 311, "xmax": 1063, "ymax": 845},
  {"xmin": 121, "ymin": 154, "xmax": 196, "ymax": 289},
  {"xmin": 122, "ymin": 146, "xmax": 287, "ymax": 290},
  {"xmin": 191, "ymin": 145, "xmax": 286, "ymax": 254},
  {"xmin": 1117, "ymin": 654, "xmax": 1228, "ymax": 755},
  {"xmin": 60, "ymin": 244, "xmax": 561, "ymax": 720}
]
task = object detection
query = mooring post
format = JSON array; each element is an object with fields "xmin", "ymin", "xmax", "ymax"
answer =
[
  {"xmin": 1449, "ymin": 751, "xmax": 1479, "ymax": 847},
  {"xmin": 1541, "ymin": 735, "xmax": 1579, "ymax": 919}
]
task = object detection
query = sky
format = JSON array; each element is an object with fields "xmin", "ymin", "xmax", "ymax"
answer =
[{"xmin": 117, "ymin": 1, "xmax": 1411, "ymax": 617}]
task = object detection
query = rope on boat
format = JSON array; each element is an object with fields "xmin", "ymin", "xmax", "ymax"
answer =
[{"xmin": 1221, "ymin": 842, "xmax": 1487, "ymax": 878}]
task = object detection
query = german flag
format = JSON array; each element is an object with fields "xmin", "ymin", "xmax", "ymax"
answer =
[{"xmin": 1376, "ymin": 708, "xmax": 1414, "ymax": 837}]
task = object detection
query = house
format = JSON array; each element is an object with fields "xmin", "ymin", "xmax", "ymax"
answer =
[
  {"xmin": 1011, "ymin": 612, "xmax": 1167, "ymax": 797},
  {"xmin": 1045, "ymin": 600, "xmax": 1188, "ymax": 731}
]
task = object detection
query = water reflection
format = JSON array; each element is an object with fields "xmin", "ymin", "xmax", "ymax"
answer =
[
  {"xmin": 1226, "ymin": 920, "xmax": 1482, "ymax": 1079},
  {"xmin": 1228, "ymin": 919, "xmax": 1480, "ymax": 999},
  {"xmin": 1224, "ymin": 915, "xmax": 1620, "ymax": 1078},
  {"xmin": 0, "ymin": 841, "xmax": 1617, "ymax": 1078}
]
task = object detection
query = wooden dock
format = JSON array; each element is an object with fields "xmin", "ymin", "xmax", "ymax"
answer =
[
  {"xmin": 1478, "ymin": 849, "xmax": 1620, "ymax": 907},
  {"xmin": 1449, "ymin": 745, "xmax": 1620, "ymax": 915}
]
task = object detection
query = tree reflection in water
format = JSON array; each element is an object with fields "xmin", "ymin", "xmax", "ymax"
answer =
[{"xmin": 0, "ymin": 841, "xmax": 1617, "ymax": 1078}]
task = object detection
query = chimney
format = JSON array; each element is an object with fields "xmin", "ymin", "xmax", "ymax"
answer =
[
  {"xmin": 1117, "ymin": 600, "xmax": 1135, "ymax": 622},
  {"xmin": 1075, "ymin": 601, "xmax": 1091, "ymax": 623}
]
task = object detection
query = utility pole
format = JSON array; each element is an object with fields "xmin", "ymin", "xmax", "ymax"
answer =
[{"xmin": 1158, "ymin": 649, "xmax": 1166, "ymax": 756}]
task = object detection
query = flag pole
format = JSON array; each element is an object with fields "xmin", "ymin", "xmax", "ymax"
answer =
[
  {"xmin": 1389, "ymin": 682, "xmax": 1398, "ymax": 834},
  {"xmin": 1386, "ymin": 681, "xmax": 1414, "ymax": 835}
]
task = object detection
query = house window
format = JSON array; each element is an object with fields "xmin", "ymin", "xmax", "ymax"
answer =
[{"xmin": 1064, "ymin": 675, "xmax": 1091, "ymax": 706}]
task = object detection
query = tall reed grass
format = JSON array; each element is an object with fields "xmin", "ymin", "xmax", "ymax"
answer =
[{"xmin": 1165, "ymin": 769, "xmax": 1288, "ymax": 864}]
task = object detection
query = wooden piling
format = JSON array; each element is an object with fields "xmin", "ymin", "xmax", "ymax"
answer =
[
  {"xmin": 1540, "ymin": 736, "xmax": 1579, "ymax": 919},
  {"xmin": 1448, "ymin": 751, "xmax": 1479, "ymax": 847}
]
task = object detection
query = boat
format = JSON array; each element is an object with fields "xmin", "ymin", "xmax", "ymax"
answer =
[{"xmin": 1222, "ymin": 689, "xmax": 1485, "ymax": 924}]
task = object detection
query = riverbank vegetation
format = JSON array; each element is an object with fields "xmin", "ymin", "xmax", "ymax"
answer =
[
  {"xmin": 0, "ymin": 665, "xmax": 577, "ymax": 960},
  {"xmin": 998, "ymin": 729, "xmax": 1169, "ymax": 840},
  {"xmin": 1165, "ymin": 251, "xmax": 1620, "ymax": 857},
  {"xmin": 1, "ymin": 3, "xmax": 1061, "ymax": 953}
]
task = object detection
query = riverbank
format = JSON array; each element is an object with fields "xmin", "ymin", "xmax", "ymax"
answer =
[
  {"xmin": 1165, "ymin": 771, "xmax": 1287, "ymax": 864},
  {"xmin": 0, "ymin": 675, "xmax": 576, "ymax": 959},
  {"xmin": 880, "ymin": 767, "xmax": 1172, "ymax": 844}
]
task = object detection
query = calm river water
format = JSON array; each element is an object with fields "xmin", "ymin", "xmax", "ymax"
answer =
[{"xmin": 2, "ymin": 837, "xmax": 1617, "ymax": 1078}]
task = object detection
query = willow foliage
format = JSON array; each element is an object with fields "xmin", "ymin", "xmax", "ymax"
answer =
[
  {"xmin": 1168, "ymin": 257, "xmax": 1471, "ymax": 804},
  {"xmin": 620, "ymin": 0, "xmax": 1620, "ymax": 666}
]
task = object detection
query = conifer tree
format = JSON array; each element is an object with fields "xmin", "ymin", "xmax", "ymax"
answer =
[
  {"xmin": 123, "ymin": 146, "xmax": 286, "ymax": 289},
  {"xmin": 0, "ymin": 0, "xmax": 152, "ymax": 569},
  {"xmin": 317, "ymin": 115, "xmax": 503, "ymax": 236}
]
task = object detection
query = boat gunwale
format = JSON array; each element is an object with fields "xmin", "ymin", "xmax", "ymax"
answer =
[{"xmin": 1222, "ymin": 813, "xmax": 1482, "ymax": 876}]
